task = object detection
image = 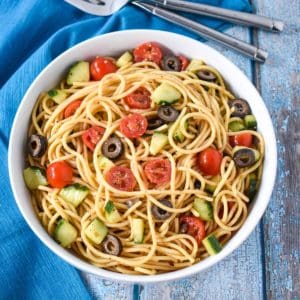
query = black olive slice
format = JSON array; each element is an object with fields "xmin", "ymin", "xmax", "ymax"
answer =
[
  {"xmin": 101, "ymin": 137, "xmax": 123, "ymax": 159},
  {"xmin": 233, "ymin": 148, "xmax": 255, "ymax": 167},
  {"xmin": 147, "ymin": 117, "xmax": 164, "ymax": 130},
  {"xmin": 157, "ymin": 105, "xmax": 179, "ymax": 123},
  {"xmin": 27, "ymin": 134, "xmax": 47, "ymax": 158},
  {"xmin": 229, "ymin": 98, "xmax": 251, "ymax": 118},
  {"xmin": 194, "ymin": 180, "xmax": 201, "ymax": 189},
  {"xmin": 196, "ymin": 70, "xmax": 217, "ymax": 81},
  {"xmin": 161, "ymin": 55, "xmax": 181, "ymax": 71},
  {"xmin": 151, "ymin": 199, "xmax": 173, "ymax": 220},
  {"xmin": 101, "ymin": 234, "xmax": 122, "ymax": 256}
]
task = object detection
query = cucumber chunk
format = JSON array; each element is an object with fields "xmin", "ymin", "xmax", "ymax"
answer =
[
  {"xmin": 54, "ymin": 219, "xmax": 77, "ymax": 248},
  {"xmin": 48, "ymin": 89, "xmax": 67, "ymax": 104},
  {"xmin": 205, "ymin": 175, "xmax": 221, "ymax": 194},
  {"xmin": 247, "ymin": 173, "xmax": 257, "ymax": 201},
  {"xmin": 66, "ymin": 61, "xmax": 90, "ymax": 85},
  {"xmin": 84, "ymin": 218, "xmax": 108, "ymax": 244},
  {"xmin": 116, "ymin": 51, "xmax": 133, "ymax": 67},
  {"xmin": 97, "ymin": 156, "xmax": 115, "ymax": 172},
  {"xmin": 152, "ymin": 82, "xmax": 181, "ymax": 105},
  {"xmin": 173, "ymin": 121, "xmax": 188, "ymax": 142},
  {"xmin": 132, "ymin": 218, "xmax": 144, "ymax": 244},
  {"xmin": 228, "ymin": 119, "xmax": 245, "ymax": 132},
  {"xmin": 193, "ymin": 198, "xmax": 213, "ymax": 221},
  {"xmin": 149, "ymin": 132, "xmax": 169, "ymax": 155},
  {"xmin": 186, "ymin": 59, "xmax": 204, "ymax": 73},
  {"xmin": 23, "ymin": 167, "xmax": 48, "ymax": 190},
  {"xmin": 105, "ymin": 200, "xmax": 121, "ymax": 223},
  {"xmin": 244, "ymin": 114, "xmax": 257, "ymax": 130},
  {"xmin": 202, "ymin": 234, "xmax": 222, "ymax": 255},
  {"xmin": 59, "ymin": 183, "xmax": 89, "ymax": 207}
]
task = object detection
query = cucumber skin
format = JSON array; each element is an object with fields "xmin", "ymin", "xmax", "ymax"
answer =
[
  {"xmin": 244, "ymin": 114, "xmax": 257, "ymax": 130},
  {"xmin": 23, "ymin": 167, "xmax": 48, "ymax": 190},
  {"xmin": 193, "ymin": 198, "xmax": 213, "ymax": 221},
  {"xmin": 54, "ymin": 219, "xmax": 77, "ymax": 248},
  {"xmin": 228, "ymin": 120, "xmax": 245, "ymax": 132},
  {"xmin": 151, "ymin": 83, "xmax": 181, "ymax": 105},
  {"xmin": 59, "ymin": 183, "xmax": 89, "ymax": 208},
  {"xmin": 202, "ymin": 234, "xmax": 222, "ymax": 255},
  {"xmin": 48, "ymin": 89, "xmax": 67, "ymax": 104}
]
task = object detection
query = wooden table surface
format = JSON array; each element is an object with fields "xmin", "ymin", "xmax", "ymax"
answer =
[{"xmin": 82, "ymin": 0, "xmax": 300, "ymax": 298}]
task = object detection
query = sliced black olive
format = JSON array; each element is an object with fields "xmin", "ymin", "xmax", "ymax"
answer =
[
  {"xmin": 147, "ymin": 117, "xmax": 164, "ymax": 130},
  {"xmin": 196, "ymin": 70, "xmax": 216, "ymax": 81},
  {"xmin": 194, "ymin": 180, "xmax": 201, "ymax": 189},
  {"xmin": 233, "ymin": 148, "xmax": 255, "ymax": 167},
  {"xmin": 151, "ymin": 199, "xmax": 173, "ymax": 220},
  {"xmin": 101, "ymin": 137, "xmax": 123, "ymax": 159},
  {"xmin": 161, "ymin": 55, "xmax": 181, "ymax": 71},
  {"xmin": 157, "ymin": 105, "xmax": 179, "ymax": 123},
  {"xmin": 101, "ymin": 234, "xmax": 122, "ymax": 256},
  {"xmin": 229, "ymin": 98, "xmax": 251, "ymax": 118},
  {"xmin": 179, "ymin": 222, "xmax": 188, "ymax": 233},
  {"xmin": 27, "ymin": 134, "xmax": 47, "ymax": 158}
]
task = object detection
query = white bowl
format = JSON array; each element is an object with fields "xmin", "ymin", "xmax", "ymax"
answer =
[{"xmin": 8, "ymin": 30, "xmax": 277, "ymax": 284}]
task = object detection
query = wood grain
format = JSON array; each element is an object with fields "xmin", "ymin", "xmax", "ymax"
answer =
[{"xmin": 253, "ymin": 0, "xmax": 300, "ymax": 298}]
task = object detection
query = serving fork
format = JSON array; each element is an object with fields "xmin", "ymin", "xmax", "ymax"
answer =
[{"xmin": 65, "ymin": 0, "xmax": 284, "ymax": 63}]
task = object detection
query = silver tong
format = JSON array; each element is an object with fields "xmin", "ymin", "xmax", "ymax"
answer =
[{"xmin": 132, "ymin": 1, "xmax": 285, "ymax": 63}]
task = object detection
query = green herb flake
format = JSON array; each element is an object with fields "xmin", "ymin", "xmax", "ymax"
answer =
[{"xmin": 105, "ymin": 200, "xmax": 115, "ymax": 214}]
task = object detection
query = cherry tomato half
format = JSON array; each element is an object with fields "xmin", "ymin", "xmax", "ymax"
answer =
[
  {"xmin": 198, "ymin": 147, "xmax": 223, "ymax": 176},
  {"xmin": 46, "ymin": 161, "xmax": 73, "ymax": 188},
  {"xmin": 229, "ymin": 133, "xmax": 253, "ymax": 147},
  {"xmin": 90, "ymin": 57, "xmax": 118, "ymax": 81},
  {"xmin": 178, "ymin": 55, "xmax": 189, "ymax": 71},
  {"xmin": 105, "ymin": 166, "xmax": 136, "ymax": 191},
  {"xmin": 64, "ymin": 100, "xmax": 82, "ymax": 119},
  {"xmin": 82, "ymin": 126, "xmax": 105, "ymax": 151},
  {"xmin": 144, "ymin": 158, "xmax": 171, "ymax": 184},
  {"xmin": 120, "ymin": 114, "xmax": 148, "ymax": 139},
  {"xmin": 124, "ymin": 87, "xmax": 151, "ymax": 109},
  {"xmin": 133, "ymin": 42, "xmax": 163, "ymax": 65},
  {"xmin": 180, "ymin": 216, "xmax": 206, "ymax": 245}
]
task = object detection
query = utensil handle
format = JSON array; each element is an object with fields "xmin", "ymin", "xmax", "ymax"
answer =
[
  {"xmin": 139, "ymin": 4, "xmax": 268, "ymax": 63},
  {"xmin": 153, "ymin": 0, "xmax": 284, "ymax": 32}
]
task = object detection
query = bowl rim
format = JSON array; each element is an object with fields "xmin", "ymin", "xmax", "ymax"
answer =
[{"xmin": 8, "ymin": 29, "xmax": 277, "ymax": 284}]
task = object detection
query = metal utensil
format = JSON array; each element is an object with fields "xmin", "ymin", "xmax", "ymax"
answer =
[
  {"xmin": 132, "ymin": 1, "xmax": 268, "ymax": 63},
  {"xmin": 150, "ymin": 0, "xmax": 284, "ymax": 32}
]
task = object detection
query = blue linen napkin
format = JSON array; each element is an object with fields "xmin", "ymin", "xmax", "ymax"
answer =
[{"xmin": 0, "ymin": 0, "xmax": 251, "ymax": 298}]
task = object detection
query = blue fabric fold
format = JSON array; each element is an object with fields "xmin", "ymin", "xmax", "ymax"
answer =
[{"xmin": 0, "ymin": 0, "xmax": 251, "ymax": 298}]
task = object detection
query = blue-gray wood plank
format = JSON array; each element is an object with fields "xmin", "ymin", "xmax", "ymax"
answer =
[{"xmin": 82, "ymin": 1, "xmax": 300, "ymax": 298}]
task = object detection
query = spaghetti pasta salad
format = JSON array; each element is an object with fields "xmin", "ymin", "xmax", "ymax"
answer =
[{"xmin": 23, "ymin": 42, "xmax": 264, "ymax": 275}]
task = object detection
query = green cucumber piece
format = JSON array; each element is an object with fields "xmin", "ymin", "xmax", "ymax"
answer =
[
  {"xmin": 232, "ymin": 146, "xmax": 260, "ymax": 162},
  {"xmin": 132, "ymin": 218, "xmax": 144, "ymax": 244},
  {"xmin": 173, "ymin": 121, "xmax": 188, "ymax": 142},
  {"xmin": 151, "ymin": 82, "xmax": 181, "ymax": 105},
  {"xmin": 59, "ymin": 183, "xmax": 89, "ymax": 207},
  {"xmin": 97, "ymin": 156, "xmax": 114, "ymax": 172},
  {"xmin": 205, "ymin": 175, "xmax": 220, "ymax": 194},
  {"xmin": 48, "ymin": 89, "xmax": 67, "ymax": 104},
  {"xmin": 149, "ymin": 132, "xmax": 169, "ymax": 155},
  {"xmin": 54, "ymin": 219, "xmax": 77, "ymax": 248},
  {"xmin": 116, "ymin": 51, "xmax": 133, "ymax": 67},
  {"xmin": 202, "ymin": 234, "xmax": 222, "ymax": 255},
  {"xmin": 247, "ymin": 173, "xmax": 257, "ymax": 201},
  {"xmin": 105, "ymin": 201, "xmax": 121, "ymax": 223},
  {"xmin": 186, "ymin": 59, "xmax": 204, "ymax": 73},
  {"xmin": 84, "ymin": 218, "xmax": 108, "ymax": 244},
  {"xmin": 23, "ymin": 167, "xmax": 48, "ymax": 190},
  {"xmin": 228, "ymin": 119, "xmax": 245, "ymax": 132},
  {"xmin": 244, "ymin": 114, "xmax": 257, "ymax": 130},
  {"xmin": 193, "ymin": 198, "xmax": 213, "ymax": 221},
  {"xmin": 66, "ymin": 61, "xmax": 90, "ymax": 85}
]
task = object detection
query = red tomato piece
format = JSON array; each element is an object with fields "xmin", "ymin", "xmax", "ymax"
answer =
[
  {"xmin": 178, "ymin": 55, "xmax": 189, "ymax": 71},
  {"xmin": 46, "ymin": 161, "xmax": 73, "ymax": 188},
  {"xmin": 180, "ymin": 216, "xmax": 206, "ymax": 245},
  {"xmin": 90, "ymin": 57, "xmax": 118, "ymax": 81},
  {"xmin": 229, "ymin": 133, "xmax": 253, "ymax": 147},
  {"xmin": 133, "ymin": 42, "xmax": 163, "ymax": 65},
  {"xmin": 105, "ymin": 166, "xmax": 136, "ymax": 191},
  {"xmin": 144, "ymin": 159, "xmax": 171, "ymax": 184},
  {"xmin": 82, "ymin": 126, "xmax": 105, "ymax": 151},
  {"xmin": 120, "ymin": 114, "xmax": 148, "ymax": 139},
  {"xmin": 64, "ymin": 100, "xmax": 82, "ymax": 118},
  {"xmin": 198, "ymin": 147, "xmax": 223, "ymax": 176},
  {"xmin": 124, "ymin": 87, "xmax": 151, "ymax": 109}
]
